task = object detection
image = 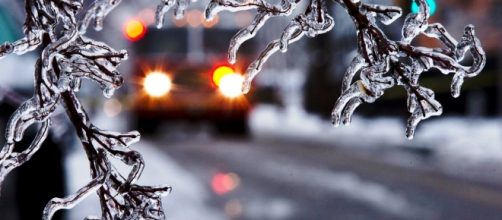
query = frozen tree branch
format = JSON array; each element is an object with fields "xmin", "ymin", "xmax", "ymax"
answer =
[
  {"xmin": 0, "ymin": 0, "xmax": 169, "ymax": 219},
  {"xmin": 1, "ymin": 0, "xmax": 481, "ymax": 215},
  {"xmin": 156, "ymin": 0, "xmax": 486, "ymax": 138},
  {"xmin": 156, "ymin": 0, "xmax": 197, "ymax": 27},
  {"xmin": 332, "ymin": 0, "xmax": 485, "ymax": 139},
  {"xmin": 204, "ymin": 0, "xmax": 335, "ymax": 92}
]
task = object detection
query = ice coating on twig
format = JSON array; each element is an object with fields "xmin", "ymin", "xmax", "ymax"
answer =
[
  {"xmin": 331, "ymin": 0, "xmax": 485, "ymax": 139},
  {"xmin": 156, "ymin": 0, "xmax": 192, "ymax": 28},
  {"xmin": 80, "ymin": 0, "xmax": 123, "ymax": 33},
  {"xmin": 0, "ymin": 0, "xmax": 169, "ymax": 219},
  {"xmin": 205, "ymin": 0, "xmax": 334, "ymax": 93},
  {"xmin": 168, "ymin": 0, "xmax": 485, "ymax": 138}
]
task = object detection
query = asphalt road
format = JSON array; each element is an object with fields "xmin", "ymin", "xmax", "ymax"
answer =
[{"xmin": 148, "ymin": 130, "xmax": 502, "ymax": 220}]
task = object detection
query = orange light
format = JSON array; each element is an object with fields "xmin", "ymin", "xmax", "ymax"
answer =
[
  {"xmin": 212, "ymin": 66, "xmax": 234, "ymax": 87},
  {"xmin": 124, "ymin": 19, "xmax": 146, "ymax": 41}
]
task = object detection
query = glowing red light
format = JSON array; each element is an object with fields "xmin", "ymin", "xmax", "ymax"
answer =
[{"xmin": 211, "ymin": 172, "xmax": 240, "ymax": 195}]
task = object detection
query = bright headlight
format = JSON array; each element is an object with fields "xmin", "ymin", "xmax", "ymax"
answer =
[
  {"xmin": 143, "ymin": 72, "xmax": 171, "ymax": 97},
  {"xmin": 218, "ymin": 73, "xmax": 244, "ymax": 98}
]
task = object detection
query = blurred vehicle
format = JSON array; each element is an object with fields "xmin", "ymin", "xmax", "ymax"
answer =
[{"xmin": 130, "ymin": 26, "xmax": 256, "ymax": 134}]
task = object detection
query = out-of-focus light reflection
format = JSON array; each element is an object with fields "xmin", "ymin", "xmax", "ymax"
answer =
[
  {"xmin": 171, "ymin": 10, "xmax": 217, "ymax": 28},
  {"xmin": 211, "ymin": 172, "xmax": 240, "ymax": 195},
  {"xmin": 187, "ymin": 10, "xmax": 203, "ymax": 27},
  {"xmin": 103, "ymin": 98, "xmax": 122, "ymax": 117},
  {"xmin": 224, "ymin": 199, "xmax": 243, "ymax": 218},
  {"xmin": 173, "ymin": 15, "xmax": 188, "ymax": 27},
  {"xmin": 219, "ymin": 74, "xmax": 244, "ymax": 98},
  {"xmin": 124, "ymin": 18, "xmax": 146, "ymax": 41},
  {"xmin": 143, "ymin": 72, "xmax": 172, "ymax": 97},
  {"xmin": 138, "ymin": 8, "xmax": 156, "ymax": 26}
]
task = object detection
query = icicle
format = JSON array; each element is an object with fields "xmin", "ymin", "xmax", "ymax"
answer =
[{"xmin": 80, "ymin": 0, "xmax": 123, "ymax": 33}]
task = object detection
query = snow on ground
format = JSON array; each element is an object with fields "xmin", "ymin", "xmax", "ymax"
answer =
[
  {"xmin": 250, "ymin": 104, "xmax": 502, "ymax": 169},
  {"xmin": 66, "ymin": 112, "xmax": 224, "ymax": 220}
]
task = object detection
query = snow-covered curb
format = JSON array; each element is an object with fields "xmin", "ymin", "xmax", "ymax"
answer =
[{"xmin": 250, "ymin": 105, "xmax": 502, "ymax": 164}]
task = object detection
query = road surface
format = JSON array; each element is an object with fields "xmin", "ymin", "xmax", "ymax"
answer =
[{"xmin": 147, "ymin": 128, "xmax": 502, "ymax": 220}]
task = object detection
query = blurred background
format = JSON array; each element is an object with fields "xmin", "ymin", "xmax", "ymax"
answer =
[{"xmin": 0, "ymin": 0, "xmax": 501, "ymax": 219}]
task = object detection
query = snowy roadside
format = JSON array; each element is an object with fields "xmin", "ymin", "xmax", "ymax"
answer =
[
  {"xmin": 65, "ymin": 142, "xmax": 224, "ymax": 220},
  {"xmin": 250, "ymin": 104, "xmax": 502, "ymax": 182}
]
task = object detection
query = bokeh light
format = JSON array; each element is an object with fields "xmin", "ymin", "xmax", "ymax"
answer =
[
  {"xmin": 124, "ymin": 18, "xmax": 146, "ymax": 41},
  {"xmin": 211, "ymin": 172, "xmax": 240, "ymax": 195},
  {"xmin": 103, "ymin": 98, "xmax": 122, "ymax": 117}
]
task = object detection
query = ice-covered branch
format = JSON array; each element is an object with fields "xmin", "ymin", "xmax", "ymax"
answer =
[
  {"xmin": 331, "ymin": 0, "xmax": 485, "ymax": 138},
  {"xmin": 0, "ymin": 0, "xmax": 169, "ymax": 219},
  {"xmin": 0, "ymin": 0, "xmax": 82, "ymax": 58},
  {"xmin": 155, "ymin": 0, "xmax": 333, "ymax": 89},
  {"xmin": 202, "ymin": 0, "xmax": 338, "ymax": 92},
  {"xmin": 155, "ymin": 0, "xmax": 486, "ymax": 138},
  {"xmin": 156, "ymin": 0, "xmax": 193, "ymax": 26}
]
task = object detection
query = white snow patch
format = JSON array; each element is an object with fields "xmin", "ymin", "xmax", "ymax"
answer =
[
  {"xmin": 250, "ymin": 104, "xmax": 405, "ymax": 148},
  {"xmin": 414, "ymin": 118, "xmax": 502, "ymax": 162},
  {"xmin": 250, "ymin": 104, "xmax": 502, "ymax": 168}
]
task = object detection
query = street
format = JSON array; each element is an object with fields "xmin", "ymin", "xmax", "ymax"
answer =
[
  {"xmin": 1, "ymin": 0, "xmax": 501, "ymax": 219},
  {"xmin": 142, "ymin": 124, "xmax": 502, "ymax": 220}
]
